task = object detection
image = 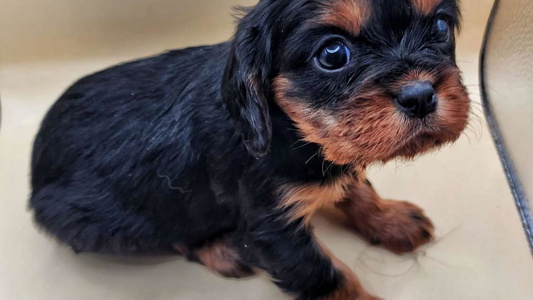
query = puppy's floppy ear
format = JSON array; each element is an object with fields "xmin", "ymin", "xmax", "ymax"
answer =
[{"xmin": 222, "ymin": 2, "xmax": 281, "ymax": 158}]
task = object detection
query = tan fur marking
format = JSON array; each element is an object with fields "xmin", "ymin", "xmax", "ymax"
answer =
[
  {"xmin": 411, "ymin": 0, "xmax": 443, "ymax": 15},
  {"xmin": 274, "ymin": 75, "xmax": 404, "ymax": 167},
  {"xmin": 277, "ymin": 173, "xmax": 357, "ymax": 225},
  {"xmin": 175, "ymin": 239, "xmax": 253, "ymax": 278},
  {"xmin": 434, "ymin": 67, "xmax": 470, "ymax": 135},
  {"xmin": 319, "ymin": 0, "xmax": 371, "ymax": 36}
]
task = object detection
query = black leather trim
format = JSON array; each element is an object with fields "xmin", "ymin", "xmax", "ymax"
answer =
[{"xmin": 480, "ymin": 0, "xmax": 533, "ymax": 256}]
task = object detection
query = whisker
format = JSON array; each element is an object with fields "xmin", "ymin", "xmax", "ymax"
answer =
[
  {"xmin": 355, "ymin": 246, "xmax": 421, "ymax": 277},
  {"xmin": 325, "ymin": 161, "xmax": 335, "ymax": 175},
  {"xmin": 305, "ymin": 151, "xmax": 319, "ymax": 165},
  {"xmin": 422, "ymin": 254, "xmax": 467, "ymax": 270},
  {"xmin": 291, "ymin": 140, "xmax": 313, "ymax": 150}
]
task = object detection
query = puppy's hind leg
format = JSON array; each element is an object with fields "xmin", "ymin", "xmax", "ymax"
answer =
[
  {"xmin": 174, "ymin": 237, "xmax": 254, "ymax": 279},
  {"xmin": 30, "ymin": 182, "xmax": 160, "ymax": 254}
]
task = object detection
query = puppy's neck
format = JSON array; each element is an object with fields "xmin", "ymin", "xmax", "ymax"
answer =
[{"xmin": 268, "ymin": 103, "xmax": 354, "ymax": 183}]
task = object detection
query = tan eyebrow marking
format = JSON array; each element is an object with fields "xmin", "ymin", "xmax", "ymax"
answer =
[
  {"xmin": 411, "ymin": 0, "xmax": 443, "ymax": 15},
  {"xmin": 318, "ymin": 0, "xmax": 371, "ymax": 36}
]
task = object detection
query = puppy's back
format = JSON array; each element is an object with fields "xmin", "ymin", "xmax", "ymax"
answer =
[{"xmin": 31, "ymin": 43, "xmax": 230, "ymax": 191}]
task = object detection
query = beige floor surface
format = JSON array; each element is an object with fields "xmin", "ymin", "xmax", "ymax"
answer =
[{"xmin": 1, "ymin": 1, "xmax": 532, "ymax": 299}]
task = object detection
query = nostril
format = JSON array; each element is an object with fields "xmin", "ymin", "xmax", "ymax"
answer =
[
  {"xmin": 396, "ymin": 96, "xmax": 418, "ymax": 109},
  {"xmin": 395, "ymin": 81, "xmax": 437, "ymax": 118}
]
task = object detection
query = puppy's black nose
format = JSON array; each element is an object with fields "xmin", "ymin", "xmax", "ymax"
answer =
[{"xmin": 395, "ymin": 81, "xmax": 437, "ymax": 119}]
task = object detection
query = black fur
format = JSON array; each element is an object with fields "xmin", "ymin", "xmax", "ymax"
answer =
[{"xmin": 30, "ymin": 1, "xmax": 462, "ymax": 299}]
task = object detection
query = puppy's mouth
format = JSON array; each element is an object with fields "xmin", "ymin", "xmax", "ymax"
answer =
[{"xmin": 385, "ymin": 122, "xmax": 454, "ymax": 162}]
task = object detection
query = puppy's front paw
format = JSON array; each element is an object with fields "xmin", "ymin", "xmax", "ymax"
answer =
[{"xmin": 357, "ymin": 200, "xmax": 434, "ymax": 254}]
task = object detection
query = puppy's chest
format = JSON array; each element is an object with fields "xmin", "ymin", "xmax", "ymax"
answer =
[{"xmin": 277, "ymin": 173, "xmax": 358, "ymax": 224}]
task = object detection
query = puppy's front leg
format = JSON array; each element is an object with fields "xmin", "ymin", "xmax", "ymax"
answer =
[
  {"xmin": 337, "ymin": 174, "xmax": 434, "ymax": 254},
  {"xmin": 243, "ymin": 209, "xmax": 380, "ymax": 300}
]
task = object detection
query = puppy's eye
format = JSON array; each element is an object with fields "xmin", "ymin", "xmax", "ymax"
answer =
[
  {"xmin": 435, "ymin": 17, "xmax": 451, "ymax": 41},
  {"xmin": 316, "ymin": 41, "xmax": 350, "ymax": 70}
]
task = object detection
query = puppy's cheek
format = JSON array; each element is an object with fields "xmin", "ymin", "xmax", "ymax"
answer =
[
  {"xmin": 331, "ymin": 97, "xmax": 408, "ymax": 165},
  {"xmin": 273, "ymin": 76, "xmax": 341, "ymax": 153},
  {"xmin": 434, "ymin": 69, "xmax": 471, "ymax": 140},
  {"xmin": 274, "ymin": 98, "xmax": 347, "ymax": 163},
  {"xmin": 274, "ymin": 76, "xmax": 409, "ymax": 166}
]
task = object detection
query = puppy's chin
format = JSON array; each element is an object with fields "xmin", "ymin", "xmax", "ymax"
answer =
[{"xmin": 380, "ymin": 122, "xmax": 462, "ymax": 164}]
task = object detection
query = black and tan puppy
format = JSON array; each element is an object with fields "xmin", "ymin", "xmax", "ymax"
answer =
[{"xmin": 30, "ymin": 0, "xmax": 470, "ymax": 299}]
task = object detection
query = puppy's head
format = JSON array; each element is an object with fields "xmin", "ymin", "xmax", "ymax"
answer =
[{"xmin": 223, "ymin": 0, "xmax": 470, "ymax": 168}]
